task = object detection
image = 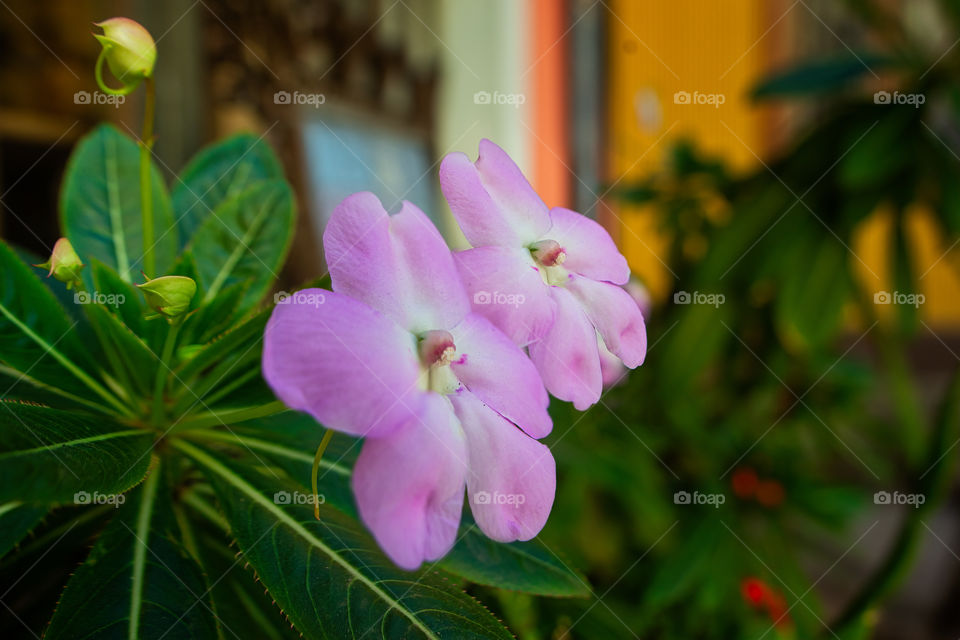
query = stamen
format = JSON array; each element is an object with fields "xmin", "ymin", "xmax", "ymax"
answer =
[
  {"xmin": 530, "ymin": 239, "xmax": 566, "ymax": 267},
  {"xmin": 419, "ymin": 330, "xmax": 456, "ymax": 367}
]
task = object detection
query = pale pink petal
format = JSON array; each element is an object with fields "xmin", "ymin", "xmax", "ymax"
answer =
[
  {"xmin": 567, "ymin": 276, "xmax": 647, "ymax": 368},
  {"xmin": 439, "ymin": 139, "xmax": 550, "ymax": 247},
  {"xmin": 546, "ymin": 207, "xmax": 629, "ymax": 284},
  {"xmin": 263, "ymin": 289, "xmax": 425, "ymax": 439},
  {"xmin": 352, "ymin": 394, "xmax": 467, "ymax": 570},
  {"xmin": 598, "ymin": 337, "xmax": 628, "ymax": 388},
  {"xmin": 450, "ymin": 391, "xmax": 555, "ymax": 542},
  {"xmin": 454, "ymin": 246, "xmax": 556, "ymax": 347},
  {"xmin": 449, "ymin": 313, "xmax": 552, "ymax": 439},
  {"xmin": 528, "ymin": 287, "xmax": 602, "ymax": 410},
  {"xmin": 323, "ymin": 192, "xmax": 469, "ymax": 333}
]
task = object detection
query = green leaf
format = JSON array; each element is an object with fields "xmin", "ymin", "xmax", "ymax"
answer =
[
  {"xmin": 171, "ymin": 133, "xmax": 285, "ymax": 248},
  {"xmin": 439, "ymin": 516, "xmax": 590, "ymax": 597},
  {"xmin": 775, "ymin": 230, "xmax": 852, "ymax": 350},
  {"xmin": 174, "ymin": 305, "xmax": 269, "ymax": 385},
  {"xmin": 176, "ymin": 440, "xmax": 514, "ymax": 640},
  {"xmin": 179, "ymin": 279, "xmax": 251, "ymax": 347},
  {"xmin": 45, "ymin": 463, "xmax": 219, "ymax": 640},
  {"xmin": 0, "ymin": 240, "xmax": 103, "ymax": 401},
  {"xmin": 752, "ymin": 54, "xmax": 896, "ymax": 99},
  {"xmin": 90, "ymin": 258, "xmax": 147, "ymax": 334},
  {"xmin": 82, "ymin": 302, "xmax": 159, "ymax": 397},
  {"xmin": 0, "ymin": 402, "xmax": 153, "ymax": 503},
  {"xmin": 60, "ymin": 124, "xmax": 176, "ymax": 282},
  {"xmin": 0, "ymin": 502, "xmax": 48, "ymax": 558},
  {"xmin": 837, "ymin": 108, "xmax": 916, "ymax": 191},
  {"xmin": 190, "ymin": 524, "xmax": 301, "ymax": 640},
  {"xmin": 187, "ymin": 180, "xmax": 295, "ymax": 311},
  {"xmin": 198, "ymin": 417, "xmax": 591, "ymax": 598}
]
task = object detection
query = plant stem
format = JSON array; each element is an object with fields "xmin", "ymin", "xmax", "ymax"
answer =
[
  {"xmin": 140, "ymin": 77, "xmax": 156, "ymax": 277},
  {"xmin": 151, "ymin": 321, "xmax": 179, "ymax": 426},
  {"xmin": 311, "ymin": 429, "xmax": 334, "ymax": 520}
]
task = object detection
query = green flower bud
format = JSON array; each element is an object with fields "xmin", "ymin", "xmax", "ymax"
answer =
[
  {"xmin": 93, "ymin": 17, "xmax": 156, "ymax": 93},
  {"xmin": 137, "ymin": 275, "xmax": 196, "ymax": 321},
  {"xmin": 34, "ymin": 238, "xmax": 84, "ymax": 289}
]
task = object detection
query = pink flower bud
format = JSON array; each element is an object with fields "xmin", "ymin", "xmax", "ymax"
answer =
[{"xmin": 94, "ymin": 17, "xmax": 156, "ymax": 87}]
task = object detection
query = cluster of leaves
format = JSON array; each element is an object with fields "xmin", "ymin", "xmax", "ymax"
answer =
[{"xmin": 0, "ymin": 125, "xmax": 588, "ymax": 639}]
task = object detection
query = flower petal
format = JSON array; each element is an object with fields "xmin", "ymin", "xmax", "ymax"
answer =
[
  {"xmin": 439, "ymin": 139, "xmax": 551, "ymax": 247},
  {"xmin": 352, "ymin": 394, "xmax": 467, "ymax": 570},
  {"xmin": 450, "ymin": 391, "xmax": 555, "ymax": 542},
  {"xmin": 528, "ymin": 287, "xmax": 602, "ymax": 410},
  {"xmin": 323, "ymin": 192, "xmax": 469, "ymax": 333},
  {"xmin": 263, "ymin": 289, "xmax": 424, "ymax": 439},
  {"xmin": 547, "ymin": 207, "xmax": 629, "ymax": 284},
  {"xmin": 450, "ymin": 312, "xmax": 552, "ymax": 439},
  {"xmin": 567, "ymin": 276, "xmax": 647, "ymax": 368},
  {"xmin": 598, "ymin": 336, "xmax": 628, "ymax": 388},
  {"xmin": 454, "ymin": 246, "xmax": 556, "ymax": 347}
]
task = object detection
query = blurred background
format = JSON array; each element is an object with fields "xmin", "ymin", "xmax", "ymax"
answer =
[{"xmin": 4, "ymin": 0, "xmax": 960, "ymax": 638}]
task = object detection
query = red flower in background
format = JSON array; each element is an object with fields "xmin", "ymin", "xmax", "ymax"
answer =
[{"xmin": 741, "ymin": 577, "xmax": 791, "ymax": 628}]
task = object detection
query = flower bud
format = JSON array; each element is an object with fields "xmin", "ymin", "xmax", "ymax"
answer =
[
  {"xmin": 93, "ymin": 18, "xmax": 156, "ymax": 90},
  {"xmin": 34, "ymin": 238, "xmax": 84, "ymax": 289},
  {"xmin": 137, "ymin": 275, "xmax": 196, "ymax": 321}
]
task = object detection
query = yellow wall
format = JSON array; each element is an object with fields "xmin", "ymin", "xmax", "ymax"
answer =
[
  {"xmin": 608, "ymin": 1, "xmax": 960, "ymax": 327},
  {"xmin": 607, "ymin": 0, "xmax": 770, "ymax": 300}
]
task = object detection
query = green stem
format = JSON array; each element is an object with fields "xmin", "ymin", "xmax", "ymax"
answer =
[
  {"xmin": 832, "ymin": 364, "xmax": 960, "ymax": 634},
  {"xmin": 93, "ymin": 49, "xmax": 138, "ymax": 96},
  {"xmin": 151, "ymin": 321, "xmax": 179, "ymax": 426},
  {"xmin": 311, "ymin": 429, "xmax": 334, "ymax": 520},
  {"xmin": 140, "ymin": 77, "xmax": 156, "ymax": 278}
]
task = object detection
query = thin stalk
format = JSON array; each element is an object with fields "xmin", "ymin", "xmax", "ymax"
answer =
[
  {"xmin": 140, "ymin": 77, "xmax": 156, "ymax": 277},
  {"xmin": 151, "ymin": 321, "xmax": 179, "ymax": 426},
  {"xmin": 311, "ymin": 429, "xmax": 334, "ymax": 520}
]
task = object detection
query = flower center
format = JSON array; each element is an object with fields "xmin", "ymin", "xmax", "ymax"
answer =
[
  {"xmin": 418, "ymin": 330, "xmax": 460, "ymax": 393},
  {"xmin": 419, "ymin": 330, "xmax": 456, "ymax": 366},
  {"xmin": 529, "ymin": 239, "xmax": 569, "ymax": 286},
  {"xmin": 529, "ymin": 239, "xmax": 566, "ymax": 267}
]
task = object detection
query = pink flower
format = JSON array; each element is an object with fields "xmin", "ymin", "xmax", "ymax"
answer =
[
  {"xmin": 439, "ymin": 139, "xmax": 647, "ymax": 409},
  {"xmin": 263, "ymin": 193, "xmax": 555, "ymax": 570}
]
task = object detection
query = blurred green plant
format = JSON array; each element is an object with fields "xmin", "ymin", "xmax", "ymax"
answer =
[{"xmin": 484, "ymin": 1, "xmax": 960, "ymax": 638}]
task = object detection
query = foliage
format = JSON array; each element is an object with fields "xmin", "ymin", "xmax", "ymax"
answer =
[{"xmin": 0, "ymin": 123, "xmax": 587, "ymax": 639}]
